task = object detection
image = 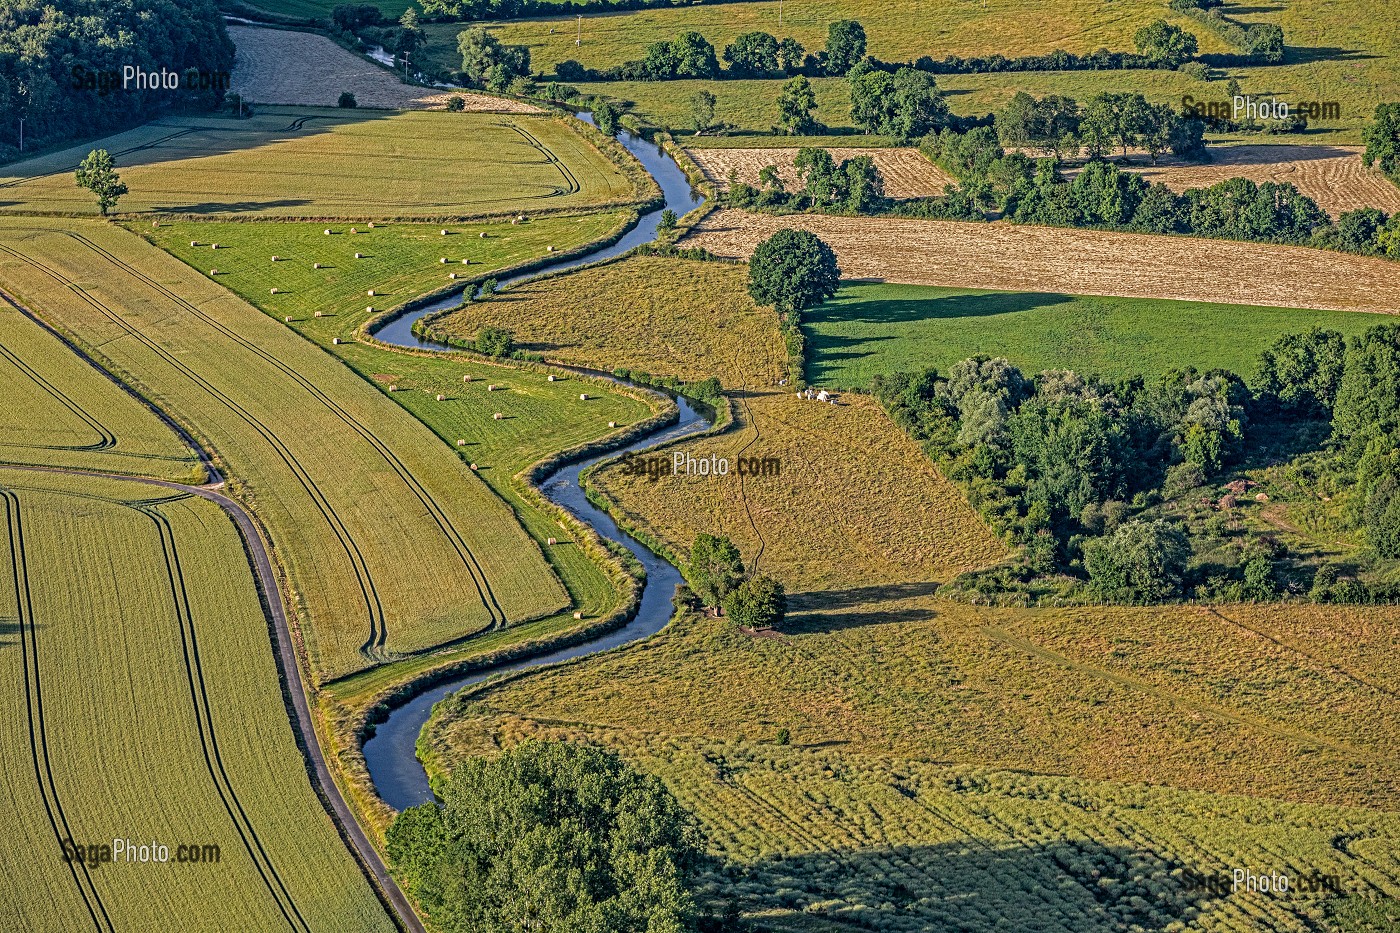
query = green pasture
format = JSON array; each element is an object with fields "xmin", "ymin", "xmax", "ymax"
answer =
[
  {"xmin": 805, "ymin": 282, "xmax": 1382, "ymax": 387},
  {"xmin": 0, "ymin": 107, "xmax": 633, "ymax": 217},
  {"xmin": 0, "ymin": 469, "xmax": 394, "ymax": 932}
]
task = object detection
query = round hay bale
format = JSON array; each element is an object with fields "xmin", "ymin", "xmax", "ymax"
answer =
[
  {"xmin": 313, "ymin": 262, "xmax": 321, "ymax": 269},
  {"xmin": 270, "ymin": 287, "xmax": 278, "ymax": 294},
  {"xmin": 449, "ymin": 273, "xmax": 457, "ymax": 279},
  {"xmin": 366, "ymin": 305, "xmax": 374, "ymax": 313},
  {"xmin": 367, "ymin": 222, "xmax": 375, "ymax": 228},
  {"xmin": 324, "ymin": 229, "xmax": 331, "ymax": 235},
  {"xmin": 547, "ymin": 537, "xmax": 557, "ymax": 545},
  {"xmin": 493, "ymin": 412, "xmax": 502, "ymax": 420},
  {"xmin": 579, "ymin": 393, "xmax": 588, "ymax": 401},
  {"xmin": 479, "ymin": 232, "xmax": 487, "ymax": 238},
  {"xmin": 354, "ymin": 252, "xmax": 362, "ymax": 259},
  {"xmin": 314, "ymin": 310, "xmax": 323, "ymax": 318},
  {"xmin": 609, "ymin": 421, "xmax": 617, "ymax": 428},
  {"xmin": 462, "ymin": 259, "xmax": 469, "ymax": 264},
  {"xmin": 440, "ymin": 258, "xmax": 448, "ymax": 263},
  {"xmin": 546, "ymin": 245, "xmax": 555, "ymax": 252},
  {"xmin": 573, "ymin": 611, "xmax": 583, "ymax": 620},
  {"xmin": 440, "ymin": 229, "xmax": 449, "ymax": 235},
  {"xmin": 211, "ymin": 243, "xmax": 219, "ymax": 250},
  {"xmin": 547, "ymin": 374, "xmax": 555, "ymax": 382},
  {"xmin": 152, "ymin": 221, "xmax": 159, "ymax": 227},
  {"xmin": 470, "ymin": 463, "xmax": 478, "ymax": 471},
  {"xmin": 190, "ymin": 240, "xmax": 199, "ymax": 247},
  {"xmin": 332, "ymin": 337, "xmax": 341, "ymax": 345},
  {"xmin": 272, "ymin": 255, "xmax": 280, "ymax": 262},
  {"xmin": 367, "ymin": 289, "xmax": 375, "ymax": 296},
  {"xmin": 487, "ymin": 384, "xmax": 497, "ymax": 391},
  {"xmin": 518, "ymin": 215, "xmax": 526, "ymax": 222},
  {"xmin": 463, "ymin": 375, "xmax": 472, "ymax": 382},
  {"xmin": 284, "ymin": 316, "xmax": 292, "ymax": 322},
  {"xmin": 209, "ymin": 269, "xmax": 217, "ymax": 275},
  {"xmin": 350, "ymin": 227, "xmax": 358, "ymax": 234},
  {"xmin": 388, "ymin": 384, "xmax": 397, "ymax": 392},
  {"xmin": 457, "ymin": 439, "xmax": 465, "ymax": 446},
  {"xmin": 436, "ymin": 393, "xmax": 445, "ymax": 401}
]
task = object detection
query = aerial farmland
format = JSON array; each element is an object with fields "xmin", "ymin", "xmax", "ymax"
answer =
[{"xmin": 1, "ymin": 0, "xmax": 1398, "ymax": 930}]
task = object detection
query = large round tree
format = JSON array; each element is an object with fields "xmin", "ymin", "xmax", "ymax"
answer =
[
  {"xmin": 747, "ymin": 228, "xmax": 841, "ymax": 317},
  {"xmin": 387, "ymin": 740, "xmax": 702, "ymax": 933}
]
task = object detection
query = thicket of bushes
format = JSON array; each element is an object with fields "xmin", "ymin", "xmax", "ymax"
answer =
[
  {"xmin": 873, "ymin": 325, "xmax": 1400, "ymax": 604},
  {"xmin": 1169, "ymin": 0, "xmax": 1286, "ymax": 64}
]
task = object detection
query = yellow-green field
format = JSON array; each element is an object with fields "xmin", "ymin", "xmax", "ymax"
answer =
[
  {"xmin": 0, "ymin": 299, "xmax": 201, "ymax": 482},
  {"xmin": 0, "ymin": 107, "xmax": 635, "ymax": 217},
  {"xmin": 0, "ymin": 218, "xmax": 565, "ymax": 681},
  {"xmin": 425, "ymin": 601, "xmax": 1400, "ymax": 932},
  {"xmin": 0, "ymin": 469, "xmax": 394, "ymax": 932}
]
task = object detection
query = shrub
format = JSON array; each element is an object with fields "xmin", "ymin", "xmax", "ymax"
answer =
[
  {"xmin": 1084, "ymin": 520, "xmax": 1190, "ymax": 602},
  {"xmin": 337, "ymin": 91, "xmax": 357, "ymax": 108}
]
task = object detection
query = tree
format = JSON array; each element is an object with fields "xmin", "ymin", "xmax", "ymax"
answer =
[
  {"xmin": 689, "ymin": 89, "xmax": 716, "ymax": 134},
  {"xmin": 1252, "ymin": 328, "xmax": 1347, "ymax": 416},
  {"xmin": 458, "ymin": 26, "xmax": 530, "ymax": 87},
  {"xmin": 1333, "ymin": 324, "xmax": 1400, "ymax": 452},
  {"xmin": 1082, "ymin": 92, "xmax": 1153, "ymax": 159},
  {"xmin": 777, "ymin": 37, "xmax": 806, "ymax": 73},
  {"xmin": 996, "ymin": 93, "xmax": 1081, "ymax": 159},
  {"xmin": 1139, "ymin": 103, "xmax": 1180, "ymax": 164},
  {"xmin": 593, "ymin": 100, "xmax": 623, "ymax": 137},
  {"xmin": 824, "ymin": 19, "xmax": 867, "ymax": 75},
  {"xmin": 657, "ymin": 209, "xmax": 678, "ymax": 234},
  {"xmin": 386, "ymin": 741, "xmax": 702, "ymax": 933},
  {"xmin": 75, "ymin": 149, "xmax": 128, "ymax": 216},
  {"xmin": 689, "ymin": 533, "xmax": 744, "ymax": 609},
  {"xmin": 1083, "ymin": 519, "xmax": 1190, "ymax": 602},
  {"xmin": 396, "ymin": 7, "xmax": 424, "ymax": 56},
  {"xmin": 748, "ymin": 229, "xmax": 841, "ymax": 317},
  {"xmin": 793, "ymin": 146, "xmax": 841, "ymax": 204},
  {"xmin": 722, "ymin": 575, "xmax": 786, "ymax": 629},
  {"xmin": 1362, "ymin": 102, "xmax": 1400, "ymax": 180},
  {"xmin": 777, "ymin": 76, "xmax": 819, "ymax": 135},
  {"xmin": 723, "ymin": 31, "xmax": 780, "ymax": 76},
  {"xmin": 473, "ymin": 325, "xmax": 513, "ymax": 357},
  {"xmin": 671, "ymin": 31, "xmax": 719, "ymax": 78},
  {"xmin": 840, "ymin": 155, "xmax": 886, "ymax": 213},
  {"xmin": 849, "ymin": 65, "xmax": 948, "ymax": 140},
  {"xmin": 338, "ymin": 90, "xmax": 357, "ymax": 108},
  {"xmin": 1132, "ymin": 20, "xmax": 1199, "ymax": 68}
]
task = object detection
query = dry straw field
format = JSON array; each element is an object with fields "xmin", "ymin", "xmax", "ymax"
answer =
[
  {"xmin": 229, "ymin": 25, "xmax": 538, "ymax": 112},
  {"xmin": 1057, "ymin": 144, "xmax": 1400, "ymax": 217},
  {"xmin": 687, "ymin": 147, "xmax": 957, "ymax": 199},
  {"xmin": 0, "ymin": 470, "xmax": 394, "ymax": 932},
  {"xmin": 438, "ymin": 255, "xmax": 1008, "ymax": 591},
  {"xmin": 684, "ymin": 209, "xmax": 1400, "ymax": 314},
  {"xmin": 0, "ymin": 218, "xmax": 565, "ymax": 680},
  {"xmin": 0, "ymin": 108, "xmax": 631, "ymax": 217}
]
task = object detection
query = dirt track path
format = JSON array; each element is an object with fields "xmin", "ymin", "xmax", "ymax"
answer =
[{"xmin": 684, "ymin": 209, "xmax": 1400, "ymax": 314}]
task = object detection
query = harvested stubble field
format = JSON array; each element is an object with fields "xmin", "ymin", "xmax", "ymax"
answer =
[
  {"xmin": 0, "ymin": 469, "xmax": 393, "ymax": 932},
  {"xmin": 0, "ymin": 108, "xmax": 632, "ymax": 218},
  {"xmin": 423, "ymin": 600, "xmax": 1400, "ymax": 931},
  {"xmin": 1059, "ymin": 144, "xmax": 1400, "ymax": 217},
  {"xmin": 684, "ymin": 209, "xmax": 1400, "ymax": 314},
  {"xmin": 687, "ymin": 146, "xmax": 956, "ymax": 199},
  {"xmin": 0, "ymin": 299, "xmax": 201, "ymax": 481},
  {"xmin": 806, "ymin": 282, "xmax": 1382, "ymax": 386},
  {"xmin": 229, "ymin": 25, "xmax": 540, "ymax": 112},
  {"xmin": 436, "ymin": 255, "xmax": 1008, "ymax": 592},
  {"xmin": 0, "ymin": 218, "xmax": 565, "ymax": 681}
]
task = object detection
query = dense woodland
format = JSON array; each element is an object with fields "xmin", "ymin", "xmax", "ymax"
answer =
[
  {"xmin": 0, "ymin": 0, "xmax": 232, "ymax": 161},
  {"xmin": 872, "ymin": 326, "xmax": 1400, "ymax": 605}
]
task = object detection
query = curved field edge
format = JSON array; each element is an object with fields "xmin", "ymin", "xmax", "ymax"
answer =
[{"xmin": 0, "ymin": 469, "xmax": 395, "ymax": 932}]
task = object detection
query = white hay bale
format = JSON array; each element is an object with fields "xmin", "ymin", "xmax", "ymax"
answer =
[
  {"xmin": 487, "ymin": 384, "xmax": 497, "ymax": 391},
  {"xmin": 284, "ymin": 316, "xmax": 292, "ymax": 322},
  {"xmin": 209, "ymin": 269, "xmax": 217, "ymax": 275},
  {"xmin": 190, "ymin": 240, "xmax": 199, "ymax": 247},
  {"xmin": 462, "ymin": 258, "xmax": 469, "ymax": 264},
  {"xmin": 332, "ymin": 337, "xmax": 341, "ymax": 345},
  {"xmin": 440, "ymin": 258, "xmax": 448, "ymax": 263},
  {"xmin": 367, "ymin": 222, "xmax": 374, "ymax": 228},
  {"xmin": 152, "ymin": 221, "xmax": 159, "ymax": 227},
  {"xmin": 547, "ymin": 537, "xmax": 557, "ymax": 545},
  {"xmin": 388, "ymin": 384, "xmax": 397, "ymax": 392},
  {"xmin": 350, "ymin": 227, "xmax": 357, "ymax": 234},
  {"xmin": 440, "ymin": 229, "xmax": 449, "ymax": 235},
  {"xmin": 270, "ymin": 287, "xmax": 278, "ymax": 294},
  {"xmin": 518, "ymin": 215, "xmax": 526, "ymax": 222},
  {"xmin": 547, "ymin": 374, "xmax": 555, "ymax": 382},
  {"xmin": 313, "ymin": 262, "xmax": 321, "ymax": 269},
  {"xmin": 573, "ymin": 611, "xmax": 583, "ymax": 620},
  {"xmin": 367, "ymin": 289, "xmax": 375, "ymax": 296},
  {"xmin": 272, "ymin": 255, "xmax": 280, "ymax": 262},
  {"xmin": 354, "ymin": 252, "xmax": 362, "ymax": 259},
  {"xmin": 546, "ymin": 245, "xmax": 555, "ymax": 252},
  {"xmin": 463, "ymin": 375, "xmax": 472, "ymax": 382},
  {"xmin": 457, "ymin": 439, "xmax": 465, "ymax": 446},
  {"xmin": 479, "ymin": 232, "xmax": 487, "ymax": 238},
  {"xmin": 449, "ymin": 272, "xmax": 457, "ymax": 279},
  {"xmin": 579, "ymin": 393, "xmax": 588, "ymax": 400},
  {"xmin": 366, "ymin": 305, "xmax": 374, "ymax": 313},
  {"xmin": 609, "ymin": 421, "xmax": 617, "ymax": 428},
  {"xmin": 493, "ymin": 412, "xmax": 502, "ymax": 420},
  {"xmin": 314, "ymin": 310, "xmax": 322, "ymax": 317},
  {"xmin": 470, "ymin": 462, "xmax": 478, "ymax": 471},
  {"xmin": 436, "ymin": 393, "xmax": 445, "ymax": 401},
  {"xmin": 324, "ymin": 229, "xmax": 331, "ymax": 235},
  {"xmin": 211, "ymin": 243, "xmax": 219, "ymax": 249}
]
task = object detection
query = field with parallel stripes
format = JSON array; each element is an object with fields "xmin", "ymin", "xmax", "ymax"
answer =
[
  {"xmin": 0, "ymin": 218, "xmax": 566, "ymax": 681},
  {"xmin": 0, "ymin": 469, "xmax": 394, "ymax": 932},
  {"xmin": 0, "ymin": 298, "xmax": 201, "ymax": 482}
]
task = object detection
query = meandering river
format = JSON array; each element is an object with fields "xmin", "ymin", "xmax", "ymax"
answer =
[{"xmin": 363, "ymin": 118, "xmax": 709, "ymax": 811}]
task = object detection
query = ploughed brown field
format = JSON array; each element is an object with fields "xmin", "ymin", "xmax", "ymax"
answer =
[
  {"xmin": 682, "ymin": 209, "xmax": 1400, "ymax": 314},
  {"xmin": 687, "ymin": 146, "xmax": 957, "ymax": 199}
]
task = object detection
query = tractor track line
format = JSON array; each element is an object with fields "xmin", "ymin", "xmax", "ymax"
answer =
[
  {"xmin": 143, "ymin": 502, "xmax": 309, "ymax": 932},
  {"xmin": 67, "ymin": 231, "xmax": 508, "ymax": 639},
  {"xmin": 0, "ymin": 241, "xmax": 389, "ymax": 661},
  {"xmin": 0, "ymin": 340, "xmax": 116, "ymax": 451},
  {"xmin": 2, "ymin": 489, "xmax": 113, "ymax": 932},
  {"xmin": 0, "ymin": 466, "xmax": 428, "ymax": 933}
]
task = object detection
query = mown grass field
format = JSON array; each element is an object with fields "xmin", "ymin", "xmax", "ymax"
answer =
[
  {"xmin": 806, "ymin": 282, "xmax": 1383, "ymax": 387},
  {"xmin": 0, "ymin": 469, "xmax": 394, "ymax": 932},
  {"xmin": 0, "ymin": 218, "xmax": 566, "ymax": 681},
  {"xmin": 425, "ymin": 601, "xmax": 1400, "ymax": 931},
  {"xmin": 435, "ymin": 255, "xmax": 1008, "ymax": 590},
  {"xmin": 0, "ymin": 299, "xmax": 201, "ymax": 481},
  {"xmin": 0, "ymin": 107, "xmax": 634, "ymax": 217}
]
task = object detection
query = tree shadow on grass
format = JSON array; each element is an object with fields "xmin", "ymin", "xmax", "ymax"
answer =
[
  {"xmin": 789, "ymin": 581, "xmax": 942, "ymax": 612},
  {"xmin": 0, "ymin": 617, "xmax": 23, "ymax": 648},
  {"xmin": 712, "ymin": 839, "xmax": 1221, "ymax": 932},
  {"xmin": 154, "ymin": 198, "xmax": 313, "ymax": 213}
]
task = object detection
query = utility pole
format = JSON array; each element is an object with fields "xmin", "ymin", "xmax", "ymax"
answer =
[{"xmin": 577, "ymin": 14, "xmax": 582, "ymax": 47}]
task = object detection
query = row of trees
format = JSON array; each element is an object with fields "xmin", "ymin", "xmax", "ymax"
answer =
[
  {"xmin": 688, "ymin": 534, "xmax": 786, "ymax": 629},
  {"xmin": 0, "ymin": 0, "xmax": 233, "ymax": 161},
  {"xmin": 726, "ymin": 148, "xmax": 888, "ymax": 215},
  {"xmin": 993, "ymin": 91, "xmax": 1206, "ymax": 163}
]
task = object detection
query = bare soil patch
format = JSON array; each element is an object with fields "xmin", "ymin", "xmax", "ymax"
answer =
[
  {"xmin": 688, "ymin": 146, "xmax": 956, "ymax": 199},
  {"xmin": 1055, "ymin": 145, "xmax": 1400, "ymax": 216},
  {"xmin": 683, "ymin": 210, "xmax": 1400, "ymax": 315},
  {"xmin": 230, "ymin": 26, "xmax": 540, "ymax": 112}
]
